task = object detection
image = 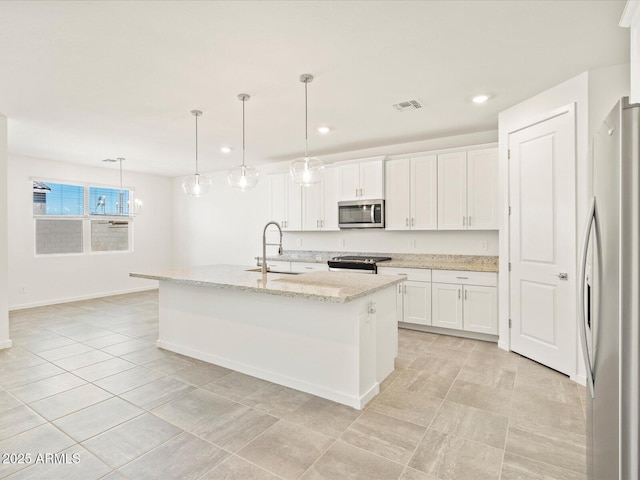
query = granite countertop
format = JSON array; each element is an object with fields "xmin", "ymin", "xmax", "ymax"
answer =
[
  {"xmin": 130, "ymin": 264, "xmax": 404, "ymax": 304},
  {"xmin": 257, "ymin": 251, "xmax": 499, "ymax": 273}
]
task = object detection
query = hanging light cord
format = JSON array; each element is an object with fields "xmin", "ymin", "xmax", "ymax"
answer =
[
  {"xmin": 194, "ymin": 114, "xmax": 199, "ymax": 175},
  {"xmin": 242, "ymin": 97, "xmax": 246, "ymax": 167},
  {"xmin": 304, "ymin": 79, "xmax": 309, "ymax": 158}
]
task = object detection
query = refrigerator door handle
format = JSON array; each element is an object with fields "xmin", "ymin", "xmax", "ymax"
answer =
[{"xmin": 579, "ymin": 195, "xmax": 596, "ymax": 399}]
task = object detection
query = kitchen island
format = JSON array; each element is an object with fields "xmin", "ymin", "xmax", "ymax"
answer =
[{"xmin": 130, "ymin": 265, "xmax": 404, "ymax": 409}]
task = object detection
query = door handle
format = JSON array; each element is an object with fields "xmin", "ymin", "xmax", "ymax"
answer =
[
  {"xmin": 464, "ymin": 289, "xmax": 467, "ymax": 300},
  {"xmin": 406, "ymin": 218, "xmax": 409, "ymax": 226},
  {"xmin": 411, "ymin": 217, "xmax": 415, "ymax": 226},
  {"xmin": 579, "ymin": 196, "xmax": 596, "ymax": 398},
  {"xmin": 468, "ymin": 216, "xmax": 472, "ymax": 226},
  {"xmin": 462, "ymin": 216, "xmax": 466, "ymax": 226},
  {"xmin": 557, "ymin": 273, "xmax": 568, "ymax": 280},
  {"xmin": 458, "ymin": 289, "xmax": 461, "ymax": 299}
]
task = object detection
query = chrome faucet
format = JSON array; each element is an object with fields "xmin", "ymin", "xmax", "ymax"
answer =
[{"xmin": 262, "ymin": 221, "xmax": 283, "ymax": 275}]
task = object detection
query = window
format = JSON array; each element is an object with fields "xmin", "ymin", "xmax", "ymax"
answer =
[{"xmin": 32, "ymin": 180, "xmax": 134, "ymax": 255}]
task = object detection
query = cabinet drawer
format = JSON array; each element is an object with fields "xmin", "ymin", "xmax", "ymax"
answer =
[
  {"xmin": 431, "ymin": 269, "xmax": 497, "ymax": 287},
  {"xmin": 378, "ymin": 267, "xmax": 431, "ymax": 282},
  {"xmin": 290, "ymin": 262, "xmax": 327, "ymax": 273}
]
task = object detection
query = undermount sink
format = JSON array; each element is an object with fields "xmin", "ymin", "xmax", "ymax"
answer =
[{"xmin": 245, "ymin": 268, "xmax": 300, "ymax": 275}]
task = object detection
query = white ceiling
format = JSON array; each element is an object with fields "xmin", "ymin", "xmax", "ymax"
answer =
[{"xmin": 0, "ymin": 0, "xmax": 629, "ymax": 177}]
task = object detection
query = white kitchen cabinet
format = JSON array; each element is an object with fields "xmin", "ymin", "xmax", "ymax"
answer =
[
  {"xmin": 437, "ymin": 151, "xmax": 467, "ymax": 230},
  {"xmin": 337, "ymin": 158, "xmax": 384, "ymax": 201},
  {"xmin": 432, "ymin": 282, "xmax": 463, "ymax": 329},
  {"xmin": 385, "ymin": 156, "xmax": 437, "ymax": 230},
  {"xmin": 302, "ymin": 167, "xmax": 339, "ymax": 231},
  {"xmin": 437, "ymin": 147, "xmax": 498, "ymax": 230},
  {"xmin": 431, "ymin": 270, "xmax": 498, "ymax": 334},
  {"xmin": 269, "ymin": 172, "xmax": 302, "ymax": 231},
  {"xmin": 463, "ymin": 284, "xmax": 498, "ymax": 334},
  {"xmin": 378, "ymin": 267, "xmax": 431, "ymax": 326},
  {"xmin": 290, "ymin": 261, "xmax": 328, "ymax": 273},
  {"xmin": 467, "ymin": 148, "xmax": 499, "ymax": 229}
]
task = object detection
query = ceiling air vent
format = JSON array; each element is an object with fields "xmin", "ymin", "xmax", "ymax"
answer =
[{"xmin": 392, "ymin": 99, "xmax": 424, "ymax": 112}]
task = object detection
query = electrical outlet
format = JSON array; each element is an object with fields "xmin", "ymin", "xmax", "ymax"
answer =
[
  {"xmin": 18, "ymin": 286, "xmax": 26, "ymax": 294},
  {"xmin": 480, "ymin": 240, "xmax": 488, "ymax": 251},
  {"xmin": 339, "ymin": 238, "xmax": 345, "ymax": 248},
  {"xmin": 409, "ymin": 239, "xmax": 416, "ymax": 248},
  {"xmin": 297, "ymin": 237, "xmax": 302, "ymax": 247}
]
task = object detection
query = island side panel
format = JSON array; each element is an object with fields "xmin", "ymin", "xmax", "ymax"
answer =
[{"xmin": 157, "ymin": 281, "xmax": 387, "ymax": 408}]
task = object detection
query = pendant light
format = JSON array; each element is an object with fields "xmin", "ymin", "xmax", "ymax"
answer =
[
  {"xmin": 290, "ymin": 73, "xmax": 323, "ymax": 186},
  {"xmin": 181, "ymin": 109, "xmax": 212, "ymax": 197},
  {"xmin": 101, "ymin": 157, "xmax": 142, "ymax": 216},
  {"xmin": 227, "ymin": 94, "xmax": 259, "ymax": 191}
]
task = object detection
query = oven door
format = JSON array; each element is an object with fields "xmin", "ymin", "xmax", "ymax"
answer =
[{"xmin": 338, "ymin": 200, "xmax": 384, "ymax": 229}]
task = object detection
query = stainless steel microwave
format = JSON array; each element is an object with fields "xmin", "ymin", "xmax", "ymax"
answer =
[{"xmin": 338, "ymin": 199, "xmax": 385, "ymax": 229}]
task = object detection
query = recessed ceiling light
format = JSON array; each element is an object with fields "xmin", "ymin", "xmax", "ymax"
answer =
[
  {"xmin": 316, "ymin": 126, "xmax": 331, "ymax": 135},
  {"xmin": 472, "ymin": 95, "xmax": 490, "ymax": 104},
  {"xmin": 220, "ymin": 146, "xmax": 232, "ymax": 154}
]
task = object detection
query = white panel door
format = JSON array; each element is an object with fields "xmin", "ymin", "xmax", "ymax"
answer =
[
  {"xmin": 302, "ymin": 183, "xmax": 322, "ymax": 231},
  {"xmin": 431, "ymin": 282, "xmax": 463, "ymax": 329},
  {"xmin": 437, "ymin": 152, "xmax": 467, "ymax": 230},
  {"xmin": 411, "ymin": 155, "xmax": 438, "ymax": 229},
  {"xmin": 402, "ymin": 281, "xmax": 431, "ymax": 325},
  {"xmin": 467, "ymin": 148, "xmax": 498, "ymax": 230},
  {"xmin": 385, "ymin": 159, "xmax": 411, "ymax": 230},
  {"xmin": 337, "ymin": 163, "xmax": 360, "ymax": 201},
  {"xmin": 286, "ymin": 176, "xmax": 302, "ymax": 231},
  {"xmin": 269, "ymin": 174, "xmax": 287, "ymax": 226},
  {"xmin": 463, "ymin": 285, "xmax": 498, "ymax": 334},
  {"xmin": 359, "ymin": 159, "xmax": 384, "ymax": 199},
  {"xmin": 509, "ymin": 111, "xmax": 575, "ymax": 375},
  {"xmin": 322, "ymin": 167, "xmax": 339, "ymax": 230}
]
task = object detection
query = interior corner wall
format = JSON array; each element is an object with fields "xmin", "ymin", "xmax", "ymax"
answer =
[
  {"xmin": 8, "ymin": 154, "xmax": 174, "ymax": 309},
  {"xmin": 0, "ymin": 116, "xmax": 10, "ymax": 348}
]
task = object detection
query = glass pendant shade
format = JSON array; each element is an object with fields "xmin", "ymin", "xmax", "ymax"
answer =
[
  {"xmin": 182, "ymin": 173, "xmax": 212, "ymax": 197},
  {"xmin": 228, "ymin": 164, "xmax": 259, "ymax": 191},
  {"xmin": 290, "ymin": 156, "xmax": 323, "ymax": 186},
  {"xmin": 182, "ymin": 109, "xmax": 212, "ymax": 197},
  {"xmin": 290, "ymin": 73, "xmax": 324, "ymax": 186}
]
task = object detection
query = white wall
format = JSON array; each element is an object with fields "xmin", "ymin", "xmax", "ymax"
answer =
[
  {"xmin": 497, "ymin": 64, "xmax": 629, "ymax": 381},
  {"xmin": 173, "ymin": 130, "xmax": 500, "ymax": 269},
  {"xmin": 8, "ymin": 154, "xmax": 174, "ymax": 309},
  {"xmin": 0, "ymin": 115, "xmax": 10, "ymax": 348}
]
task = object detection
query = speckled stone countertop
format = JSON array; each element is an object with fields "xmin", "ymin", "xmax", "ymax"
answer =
[
  {"xmin": 258, "ymin": 251, "xmax": 499, "ymax": 273},
  {"xmin": 130, "ymin": 264, "xmax": 404, "ymax": 304}
]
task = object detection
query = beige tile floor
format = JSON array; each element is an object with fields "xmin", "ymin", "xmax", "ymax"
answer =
[{"xmin": 0, "ymin": 291, "xmax": 587, "ymax": 480}]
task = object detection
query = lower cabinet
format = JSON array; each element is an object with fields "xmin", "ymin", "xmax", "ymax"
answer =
[
  {"xmin": 431, "ymin": 270, "xmax": 498, "ymax": 335},
  {"xmin": 380, "ymin": 267, "xmax": 498, "ymax": 336}
]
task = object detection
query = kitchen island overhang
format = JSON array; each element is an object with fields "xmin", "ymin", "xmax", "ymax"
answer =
[{"xmin": 130, "ymin": 265, "xmax": 404, "ymax": 409}]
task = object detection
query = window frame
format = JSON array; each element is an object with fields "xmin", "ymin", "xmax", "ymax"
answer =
[{"xmin": 31, "ymin": 177, "xmax": 136, "ymax": 257}]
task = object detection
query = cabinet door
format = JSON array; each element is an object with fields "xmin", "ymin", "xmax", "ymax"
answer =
[
  {"xmin": 322, "ymin": 167, "xmax": 340, "ymax": 230},
  {"xmin": 463, "ymin": 285, "xmax": 498, "ymax": 334},
  {"xmin": 411, "ymin": 155, "xmax": 438, "ymax": 229},
  {"xmin": 403, "ymin": 280, "xmax": 432, "ymax": 325},
  {"xmin": 385, "ymin": 159, "xmax": 411, "ymax": 230},
  {"xmin": 431, "ymin": 282, "xmax": 463, "ymax": 329},
  {"xmin": 302, "ymin": 183, "xmax": 322, "ymax": 231},
  {"xmin": 269, "ymin": 174, "xmax": 287, "ymax": 226},
  {"xmin": 337, "ymin": 163, "xmax": 360, "ymax": 201},
  {"xmin": 359, "ymin": 159, "xmax": 384, "ymax": 199},
  {"xmin": 467, "ymin": 148, "xmax": 498, "ymax": 230},
  {"xmin": 437, "ymin": 152, "xmax": 467, "ymax": 230},
  {"xmin": 286, "ymin": 176, "xmax": 302, "ymax": 231}
]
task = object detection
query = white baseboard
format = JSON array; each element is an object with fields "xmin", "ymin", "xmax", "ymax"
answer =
[
  {"xmin": 0, "ymin": 340, "xmax": 13, "ymax": 350},
  {"xmin": 157, "ymin": 339, "xmax": 376, "ymax": 410},
  {"xmin": 9, "ymin": 286, "xmax": 158, "ymax": 311},
  {"xmin": 571, "ymin": 373, "xmax": 587, "ymax": 386}
]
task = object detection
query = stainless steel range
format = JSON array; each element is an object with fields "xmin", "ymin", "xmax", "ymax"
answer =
[{"xmin": 327, "ymin": 255, "xmax": 392, "ymax": 274}]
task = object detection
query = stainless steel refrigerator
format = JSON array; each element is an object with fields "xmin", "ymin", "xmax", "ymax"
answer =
[{"xmin": 580, "ymin": 96, "xmax": 639, "ymax": 480}]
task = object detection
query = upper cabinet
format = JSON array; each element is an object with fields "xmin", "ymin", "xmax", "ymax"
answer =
[
  {"xmin": 437, "ymin": 147, "xmax": 498, "ymax": 230},
  {"xmin": 269, "ymin": 172, "xmax": 302, "ymax": 231},
  {"xmin": 337, "ymin": 157, "xmax": 385, "ymax": 201},
  {"xmin": 385, "ymin": 156, "xmax": 437, "ymax": 230},
  {"xmin": 302, "ymin": 167, "xmax": 339, "ymax": 231}
]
